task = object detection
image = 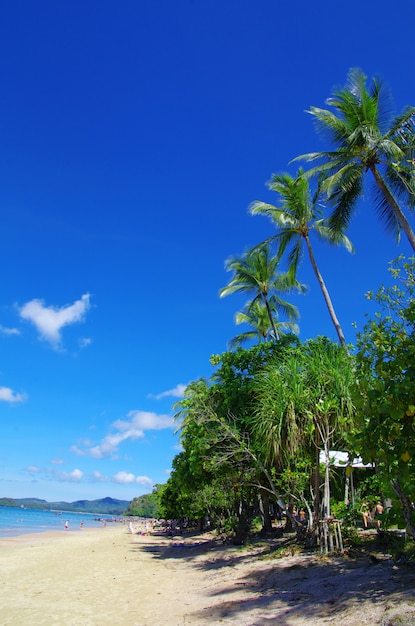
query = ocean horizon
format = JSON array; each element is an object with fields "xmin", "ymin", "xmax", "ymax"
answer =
[{"xmin": 0, "ymin": 505, "xmax": 115, "ymax": 538}]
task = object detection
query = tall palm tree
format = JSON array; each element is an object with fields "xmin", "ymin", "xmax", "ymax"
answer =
[
  {"xmin": 228, "ymin": 298, "xmax": 299, "ymax": 349},
  {"xmin": 250, "ymin": 170, "xmax": 353, "ymax": 350},
  {"xmin": 296, "ymin": 67, "xmax": 415, "ymax": 251},
  {"xmin": 219, "ymin": 243, "xmax": 305, "ymax": 342}
]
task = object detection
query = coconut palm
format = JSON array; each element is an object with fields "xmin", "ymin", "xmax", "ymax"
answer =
[
  {"xmin": 228, "ymin": 298, "xmax": 299, "ymax": 349},
  {"xmin": 296, "ymin": 67, "xmax": 415, "ymax": 250},
  {"xmin": 250, "ymin": 170, "xmax": 353, "ymax": 350},
  {"xmin": 219, "ymin": 243, "xmax": 305, "ymax": 341}
]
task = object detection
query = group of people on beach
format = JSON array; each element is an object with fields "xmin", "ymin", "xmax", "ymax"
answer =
[
  {"xmin": 292, "ymin": 507, "xmax": 307, "ymax": 525},
  {"xmin": 361, "ymin": 501, "xmax": 384, "ymax": 529},
  {"xmin": 128, "ymin": 519, "xmax": 153, "ymax": 535}
]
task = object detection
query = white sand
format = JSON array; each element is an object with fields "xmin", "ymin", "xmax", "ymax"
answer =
[{"xmin": 0, "ymin": 526, "xmax": 414, "ymax": 625}]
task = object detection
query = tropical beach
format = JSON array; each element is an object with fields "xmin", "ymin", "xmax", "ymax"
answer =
[{"xmin": 1, "ymin": 525, "xmax": 414, "ymax": 626}]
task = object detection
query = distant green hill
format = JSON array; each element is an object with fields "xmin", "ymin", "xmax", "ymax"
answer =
[
  {"xmin": 123, "ymin": 487, "xmax": 161, "ymax": 518},
  {"xmin": 0, "ymin": 496, "xmax": 129, "ymax": 515}
]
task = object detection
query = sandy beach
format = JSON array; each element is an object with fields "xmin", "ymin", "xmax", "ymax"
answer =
[{"xmin": 0, "ymin": 525, "xmax": 414, "ymax": 625}]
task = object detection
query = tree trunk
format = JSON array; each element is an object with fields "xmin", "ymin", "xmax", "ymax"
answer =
[
  {"xmin": 262, "ymin": 293, "xmax": 279, "ymax": 341},
  {"xmin": 323, "ymin": 435, "xmax": 331, "ymax": 519},
  {"xmin": 234, "ymin": 500, "xmax": 250, "ymax": 545},
  {"xmin": 259, "ymin": 492, "xmax": 273, "ymax": 532},
  {"xmin": 313, "ymin": 429, "xmax": 321, "ymax": 524},
  {"xmin": 390, "ymin": 478, "xmax": 415, "ymax": 541},
  {"xmin": 304, "ymin": 234, "xmax": 348, "ymax": 351}
]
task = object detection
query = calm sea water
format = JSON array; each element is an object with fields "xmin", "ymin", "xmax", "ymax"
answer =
[{"xmin": 0, "ymin": 506, "xmax": 111, "ymax": 538}]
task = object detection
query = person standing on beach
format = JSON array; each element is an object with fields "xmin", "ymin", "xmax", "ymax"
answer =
[{"xmin": 64, "ymin": 520, "xmax": 69, "ymax": 530}]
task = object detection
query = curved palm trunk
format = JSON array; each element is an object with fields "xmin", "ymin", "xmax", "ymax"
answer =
[
  {"xmin": 304, "ymin": 234, "xmax": 348, "ymax": 351},
  {"xmin": 370, "ymin": 166, "xmax": 415, "ymax": 252},
  {"xmin": 262, "ymin": 293, "xmax": 280, "ymax": 341}
]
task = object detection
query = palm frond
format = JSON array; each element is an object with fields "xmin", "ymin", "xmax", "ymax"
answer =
[
  {"xmin": 228, "ymin": 330, "xmax": 259, "ymax": 350},
  {"xmin": 297, "ymin": 68, "xmax": 415, "ymax": 250},
  {"xmin": 327, "ymin": 167, "xmax": 364, "ymax": 232},
  {"xmin": 371, "ymin": 179, "xmax": 402, "ymax": 239},
  {"xmin": 313, "ymin": 221, "xmax": 355, "ymax": 253},
  {"xmin": 386, "ymin": 106, "xmax": 415, "ymax": 141},
  {"xmin": 320, "ymin": 162, "xmax": 359, "ymax": 198},
  {"xmin": 385, "ymin": 161, "xmax": 415, "ymax": 210}
]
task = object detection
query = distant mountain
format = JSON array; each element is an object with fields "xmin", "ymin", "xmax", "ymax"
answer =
[{"xmin": 0, "ymin": 496, "xmax": 130, "ymax": 515}]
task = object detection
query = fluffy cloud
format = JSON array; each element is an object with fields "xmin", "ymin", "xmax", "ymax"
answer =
[
  {"xmin": 148, "ymin": 384, "xmax": 187, "ymax": 400},
  {"xmin": 113, "ymin": 471, "xmax": 135, "ymax": 484},
  {"xmin": 0, "ymin": 386, "xmax": 27, "ymax": 403},
  {"xmin": 78, "ymin": 410, "xmax": 174, "ymax": 459},
  {"xmin": 117, "ymin": 410, "xmax": 174, "ymax": 431},
  {"xmin": 57, "ymin": 468, "xmax": 83, "ymax": 482},
  {"xmin": 113, "ymin": 471, "xmax": 153, "ymax": 486},
  {"xmin": 19, "ymin": 293, "xmax": 91, "ymax": 348}
]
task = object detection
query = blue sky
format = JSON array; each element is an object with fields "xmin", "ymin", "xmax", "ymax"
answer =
[{"xmin": 1, "ymin": 0, "xmax": 414, "ymax": 503}]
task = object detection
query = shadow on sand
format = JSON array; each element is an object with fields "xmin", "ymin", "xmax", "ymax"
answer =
[{"xmin": 128, "ymin": 531, "xmax": 415, "ymax": 625}]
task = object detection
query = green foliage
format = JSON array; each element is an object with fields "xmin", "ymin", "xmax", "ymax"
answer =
[
  {"xmin": 124, "ymin": 486, "xmax": 162, "ymax": 518},
  {"xmin": 219, "ymin": 243, "xmax": 304, "ymax": 345},
  {"xmin": 330, "ymin": 500, "xmax": 361, "ymax": 527},
  {"xmin": 274, "ymin": 464, "xmax": 312, "ymax": 507},
  {"xmin": 296, "ymin": 68, "xmax": 415, "ymax": 250},
  {"xmin": 250, "ymin": 170, "xmax": 352, "ymax": 349},
  {"xmin": 210, "ymin": 337, "xmax": 299, "ymax": 420},
  {"xmin": 229, "ymin": 299, "xmax": 300, "ymax": 349},
  {"xmin": 353, "ymin": 256, "xmax": 415, "ymax": 537},
  {"xmin": 252, "ymin": 337, "xmax": 355, "ymax": 471}
]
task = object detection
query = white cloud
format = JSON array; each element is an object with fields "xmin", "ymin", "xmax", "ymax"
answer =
[
  {"xmin": 25, "ymin": 465, "xmax": 40, "ymax": 473},
  {"xmin": 77, "ymin": 410, "xmax": 174, "ymax": 459},
  {"xmin": 122, "ymin": 410, "xmax": 175, "ymax": 431},
  {"xmin": 113, "ymin": 471, "xmax": 136, "ymax": 484},
  {"xmin": 70, "ymin": 445, "xmax": 86, "ymax": 456},
  {"xmin": 0, "ymin": 386, "xmax": 27, "ymax": 403},
  {"xmin": 58, "ymin": 468, "xmax": 83, "ymax": 482},
  {"xmin": 19, "ymin": 293, "xmax": 91, "ymax": 348},
  {"xmin": 135, "ymin": 475, "xmax": 153, "ymax": 486},
  {"xmin": 0, "ymin": 325, "xmax": 20, "ymax": 336},
  {"xmin": 51, "ymin": 458, "xmax": 64, "ymax": 465},
  {"xmin": 148, "ymin": 384, "xmax": 187, "ymax": 400},
  {"xmin": 78, "ymin": 337, "xmax": 92, "ymax": 349},
  {"xmin": 91, "ymin": 471, "xmax": 107, "ymax": 482},
  {"xmin": 89, "ymin": 431, "xmax": 138, "ymax": 460},
  {"xmin": 113, "ymin": 471, "xmax": 153, "ymax": 486}
]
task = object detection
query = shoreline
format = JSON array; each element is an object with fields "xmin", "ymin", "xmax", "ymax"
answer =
[
  {"xmin": 0, "ymin": 525, "xmax": 107, "ymax": 545},
  {"xmin": 0, "ymin": 526, "xmax": 414, "ymax": 625},
  {"xmin": 0, "ymin": 518, "xmax": 126, "ymax": 541}
]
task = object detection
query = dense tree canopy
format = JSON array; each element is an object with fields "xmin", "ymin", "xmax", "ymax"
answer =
[
  {"xmin": 133, "ymin": 69, "xmax": 415, "ymax": 548},
  {"xmin": 353, "ymin": 256, "xmax": 415, "ymax": 538}
]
